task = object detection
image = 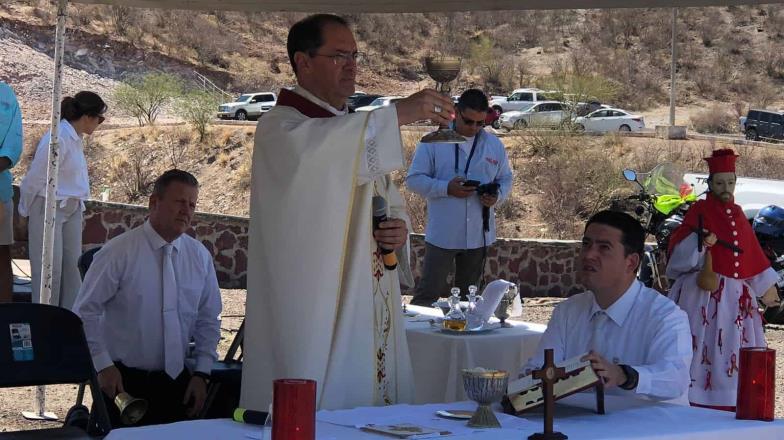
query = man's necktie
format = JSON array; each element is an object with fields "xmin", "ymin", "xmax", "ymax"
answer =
[
  {"xmin": 163, "ymin": 244, "xmax": 184, "ymax": 379},
  {"xmin": 589, "ymin": 310, "xmax": 609, "ymax": 357}
]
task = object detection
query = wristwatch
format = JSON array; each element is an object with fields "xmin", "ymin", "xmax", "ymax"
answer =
[{"xmin": 619, "ymin": 364, "xmax": 639, "ymax": 390}]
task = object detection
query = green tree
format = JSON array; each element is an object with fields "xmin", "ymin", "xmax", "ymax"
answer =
[
  {"xmin": 114, "ymin": 73, "xmax": 183, "ymax": 126},
  {"xmin": 177, "ymin": 90, "xmax": 221, "ymax": 142},
  {"xmin": 468, "ymin": 35, "xmax": 508, "ymax": 90}
]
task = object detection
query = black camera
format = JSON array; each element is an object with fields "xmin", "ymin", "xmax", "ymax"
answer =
[{"xmin": 476, "ymin": 182, "xmax": 500, "ymax": 197}]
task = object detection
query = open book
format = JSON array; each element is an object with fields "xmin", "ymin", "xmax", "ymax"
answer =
[
  {"xmin": 503, "ymin": 353, "xmax": 601, "ymax": 415},
  {"xmin": 360, "ymin": 423, "xmax": 452, "ymax": 439}
]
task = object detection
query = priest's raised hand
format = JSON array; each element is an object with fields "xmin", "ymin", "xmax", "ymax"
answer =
[{"xmin": 396, "ymin": 89, "xmax": 455, "ymax": 126}]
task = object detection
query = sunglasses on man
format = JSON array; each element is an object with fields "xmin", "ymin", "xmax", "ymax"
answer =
[{"xmin": 458, "ymin": 111, "xmax": 485, "ymax": 127}]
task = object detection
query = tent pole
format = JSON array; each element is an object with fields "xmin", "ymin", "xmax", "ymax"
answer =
[
  {"xmin": 669, "ymin": 7, "xmax": 677, "ymax": 126},
  {"xmin": 22, "ymin": 0, "xmax": 68, "ymax": 422}
]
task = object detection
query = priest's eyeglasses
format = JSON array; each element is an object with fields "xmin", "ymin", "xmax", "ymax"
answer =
[{"xmin": 312, "ymin": 51, "xmax": 365, "ymax": 66}]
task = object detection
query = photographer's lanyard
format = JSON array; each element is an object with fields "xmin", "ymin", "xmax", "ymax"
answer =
[{"xmin": 454, "ymin": 130, "xmax": 481, "ymax": 176}]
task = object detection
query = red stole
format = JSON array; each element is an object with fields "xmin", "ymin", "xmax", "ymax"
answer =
[
  {"xmin": 669, "ymin": 194, "xmax": 770, "ymax": 279},
  {"xmin": 276, "ymin": 88, "xmax": 340, "ymax": 119}
]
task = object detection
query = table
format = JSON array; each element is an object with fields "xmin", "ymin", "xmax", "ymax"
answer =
[
  {"xmin": 404, "ymin": 305, "xmax": 545, "ymax": 404},
  {"xmin": 103, "ymin": 394, "xmax": 784, "ymax": 440}
]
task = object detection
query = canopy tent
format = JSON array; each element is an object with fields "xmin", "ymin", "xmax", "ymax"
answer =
[
  {"xmin": 70, "ymin": 0, "xmax": 784, "ymax": 12},
  {"xmin": 29, "ymin": 0, "xmax": 784, "ymax": 421}
]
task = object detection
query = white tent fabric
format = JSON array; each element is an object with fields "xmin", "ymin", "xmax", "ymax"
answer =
[
  {"xmin": 71, "ymin": 0, "xmax": 784, "ymax": 12},
  {"xmin": 29, "ymin": 0, "xmax": 783, "ymax": 421}
]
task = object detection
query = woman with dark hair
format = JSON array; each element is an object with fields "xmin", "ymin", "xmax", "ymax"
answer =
[{"xmin": 19, "ymin": 91, "xmax": 107, "ymax": 309}]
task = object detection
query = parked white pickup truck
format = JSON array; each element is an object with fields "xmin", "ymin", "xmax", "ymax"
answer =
[
  {"xmin": 683, "ymin": 173, "xmax": 784, "ymax": 219},
  {"xmin": 489, "ymin": 88, "xmax": 556, "ymax": 113},
  {"xmin": 217, "ymin": 92, "xmax": 277, "ymax": 121}
]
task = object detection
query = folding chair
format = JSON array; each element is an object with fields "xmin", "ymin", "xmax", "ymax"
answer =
[
  {"xmin": 198, "ymin": 319, "xmax": 243, "ymax": 419},
  {"xmin": 0, "ymin": 303, "xmax": 111, "ymax": 438}
]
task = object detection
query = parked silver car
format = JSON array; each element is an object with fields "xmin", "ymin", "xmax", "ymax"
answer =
[{"xmin": 498, "ymin": 101, "xmax": 568, "ymax": 130}]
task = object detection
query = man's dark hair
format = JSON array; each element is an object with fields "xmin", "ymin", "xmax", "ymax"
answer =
[
  {"xmin": 457, "ymin": 89, "xmax": 489, "ymax": 112},
  {"xmin": 585, "ymin": 210, "xmax": 645, "ymax": 258},
  {"xmin": 152, "ymin": 169, "xmax": 199, "ymax": 197},
  {"xmin": 287, "ymin": 14, "xmax": 349, "ymax": 74}
]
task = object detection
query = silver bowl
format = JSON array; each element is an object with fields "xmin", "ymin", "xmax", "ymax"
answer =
[{"xmin": 461, "ymin": 369, "xmax": 509, "ymax": 428}]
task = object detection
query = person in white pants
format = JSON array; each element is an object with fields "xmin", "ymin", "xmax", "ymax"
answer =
[{"xmin": 18, "ymin": 91, "xmax": 106, "ymax": 309}]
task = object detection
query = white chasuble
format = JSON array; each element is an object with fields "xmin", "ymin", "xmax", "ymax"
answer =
[{"xmin": 241, "ymin": 87, "xmax": 414, "ymax": 411}]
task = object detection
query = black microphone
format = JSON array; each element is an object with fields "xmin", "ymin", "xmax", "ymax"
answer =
[
  {"xmin": 372, "ymin": 196, "xmax": 398, "ymax": 270},
  {"xmin": 233, "ymin": 408, "xmax": 269, "ymax": 425}
]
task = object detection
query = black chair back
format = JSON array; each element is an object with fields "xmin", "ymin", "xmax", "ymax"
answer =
[
  {"xmin": 0, "ymin": 303, "xmax": 111, "ymax": 434},
  {"xmin": 77, "ymin": 247, "xmax": 102, "ymax": 281}
]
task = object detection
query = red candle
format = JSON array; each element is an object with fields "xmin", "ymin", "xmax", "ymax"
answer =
[
  {"xmin": 736, "ymin": 347, "xmax": 775, "ymax": 421},
  {"xmin": 272, "ymin": 379, "xmax": 316, "ymax": 440}
]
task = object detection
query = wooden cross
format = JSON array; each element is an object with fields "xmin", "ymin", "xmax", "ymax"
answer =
[{"xmin": 528, "ymin": 349, "xmax": 568, "ymax": 440}]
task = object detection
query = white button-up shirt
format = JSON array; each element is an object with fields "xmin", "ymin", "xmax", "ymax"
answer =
[
  {"xmin": 73, "ymin": 221, "xmax": 222, "ymax": 375},
  {"xmin": 18, "ymin": 119, "xmax": 90, "ymax": 216},
  {"xmin": 406, "ymin": 130, "xmax": 513, "ymax": 249},
  {"xmin": 523, "ymin": 280, "xmax": 692, "ymax": 403}
]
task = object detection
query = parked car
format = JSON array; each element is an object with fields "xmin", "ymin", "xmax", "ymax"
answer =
[
  {"xmin": 489, "ymin": 88, "xmax": 556, "ymax": 114},
  {"xmin": 348, "ymin": 92, "xmax": 381, "ymax": 112},
  {"xmin": 355, "ymin": 96, "xmax": 403, "ymax": 112},
  {"xmin": 573, "ymin": 108, "xmax": 645, "ymax": 133},
  {"xmin": 498, "ymin": 101, "xmax": 567, "ymax": 130},
  {"xmin": 486, "ymin": 107, "xmax": 501, "ymax": 129},
  {"xmin": 218, "ymin": 92, "xmax": 277, "ymax": 120},
  {"xmin": 743, "ymin": 109, "xmax": 784, "ymax": 141}
]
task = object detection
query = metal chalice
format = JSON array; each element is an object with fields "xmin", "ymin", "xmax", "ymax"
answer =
[{"xmin": 461, "ymin": 369, "xmax": 509, "ymax": 428}]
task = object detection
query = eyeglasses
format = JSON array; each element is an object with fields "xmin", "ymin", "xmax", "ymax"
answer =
[
  {"xmin": 312, "ymin": 51, "xmax": 365, "ymax": 66},
  {"xmin": 459, "ymin": 111, "xmax": 485, "ymax": 127}
]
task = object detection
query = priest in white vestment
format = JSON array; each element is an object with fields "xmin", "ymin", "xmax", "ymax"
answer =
[{"xmin": 241, "ymin": 14, "xmax": 455, "ymax": 411}]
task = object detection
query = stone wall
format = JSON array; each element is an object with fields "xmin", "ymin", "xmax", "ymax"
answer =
[
  {"xmin": 13, "ymin": 194, "xmax": 582, "ymax": 296},
  {"xmin": 12, "ymin": 197, "xmax": 249, "ymax": 289},
  {"xmin": 408, "ymin": 235, "xmax": 583, "ymax": 298}
]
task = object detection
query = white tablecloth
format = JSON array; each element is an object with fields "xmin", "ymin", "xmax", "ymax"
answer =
[
  {"xmin": 404, "ymin": 304, "xmax": 545, "ymax": 404},
  {"xmin": 105, "ymin": 394, "xmax": 784, "ymax": 440}
]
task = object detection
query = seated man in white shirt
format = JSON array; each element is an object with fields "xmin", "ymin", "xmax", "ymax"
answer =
[
  {"xmin": 73, "ymin": 169, "xmax": 222, "ymax": 426},
  {"xmin": 521, "ymin": 210, "xmax": 692, "ymax": 403}
]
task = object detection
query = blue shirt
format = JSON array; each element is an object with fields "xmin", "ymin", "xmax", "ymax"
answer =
[
  {"xmin": 0, "ymin": 82, "xmax": 23, "ymax": 203},
  {"xmin": 406, "ymin": 129, "xmax": 513, "ymax": 250}
]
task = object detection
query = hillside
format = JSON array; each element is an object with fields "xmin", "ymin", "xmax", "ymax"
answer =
[{"xmin": 4, "ymin": 2, "xmax": 784, "ymax": 119}]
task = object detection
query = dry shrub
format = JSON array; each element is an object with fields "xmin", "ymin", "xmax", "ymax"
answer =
[
  {"xmin": 107, "ymin": 143, "xmax": 156, "ymax": 202},
  {"xmin": 525, "ymin": 145, "xmax": 624, "ymax": 239},
  {"xmin": 689, "ymin": 105, "xmax": 738, "ymax": 134},
  {"xmin": 16, "ymin": 124, "xmax": 48, "ymax": 177},
  {"xmin": 517, "ymin": 128, "xmax": 580, "ymax": 158},
  {"xmin": 736, "ymin": 147, "xmax": 784, "ymax": 180},
  {"xmin": 236, "ymin": 138, "xmax": 255, "ymax": 190},
  {"xmin": 216, "ymin": 152, "xmax": 231, "ymax": 168}
]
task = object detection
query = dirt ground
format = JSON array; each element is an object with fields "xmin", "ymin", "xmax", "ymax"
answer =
[{"xmin": 2, "ymin": 291, "xmax": 784, "ymax": 433}]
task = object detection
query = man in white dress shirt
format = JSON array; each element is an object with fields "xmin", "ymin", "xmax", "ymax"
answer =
[
  {"xmin": 73, "ymin": 169, "xmax": 222, "ymax": 426},
  {"xmin": 522, "ymin": 210, "xmax": 692, "ymax": 403}
]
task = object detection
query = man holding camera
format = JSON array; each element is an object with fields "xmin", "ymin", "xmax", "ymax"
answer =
[{"xmin": 407, "ymin": 89, "xmax": 513, "ymax": 306}]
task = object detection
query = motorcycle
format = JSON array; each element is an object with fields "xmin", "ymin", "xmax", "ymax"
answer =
[
  {"xmin": 752, "ymin": 205, "xmax": 784, "ymax": 324},
  {"xmin": 611, "ymin": 163, "xmax": 697, "ymax": 291}
]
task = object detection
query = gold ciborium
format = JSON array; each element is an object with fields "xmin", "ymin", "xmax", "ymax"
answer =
[
  {"xmin": 114, "ymin": 392, "xmax": 148, "ymax": 425},
  {"xmin": 421, "ymin": 56, "xmax": 466, "ymax": 144},
  {"xmin": 461, "ymin": 368, "xmax": 509, "ymax": 428}
]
